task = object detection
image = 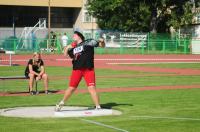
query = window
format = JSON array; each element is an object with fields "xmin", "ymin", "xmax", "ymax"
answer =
[{"xmin": 83, "ymin": 11, "xmax": 92, "ymax": 22}]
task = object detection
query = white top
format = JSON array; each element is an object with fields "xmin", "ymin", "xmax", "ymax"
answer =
[{"xmin": 61, "ymin": 35, "xmax": 68, "ymax": 47}]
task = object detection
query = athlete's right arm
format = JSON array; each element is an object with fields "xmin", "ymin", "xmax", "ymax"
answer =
[
  {"xmin": 64, "ymin": 45, "xmax": 72, "ymax": 56},
  {"xmin": 64, "ymin": 42, "xmax": 77, "ymax": 59}
]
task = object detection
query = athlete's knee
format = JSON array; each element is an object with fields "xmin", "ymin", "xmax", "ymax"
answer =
[
  {"xmin": 68, "ymin": 87, "xmax": 76, "ymax": 92},
  {"xmin": 29, "ymin": 73, "xmax": 35, "ymax": 79},
  {"xmin": 42, "ymin": 73, "xmax": 48, "ymax": 79},
  {"xmin": 88, "ymin": 86, "xmax": 96, "ymax": 93}
]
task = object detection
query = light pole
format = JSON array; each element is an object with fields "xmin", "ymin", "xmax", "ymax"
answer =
[
  {"xmin": 48, "ymin": 0, "xmax": 51, "ymax": 46},
  {"xmin": 12, "ymin": 16, "xmax": 16, "ymax": 37}
]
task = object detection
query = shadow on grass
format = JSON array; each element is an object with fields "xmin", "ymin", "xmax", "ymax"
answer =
[
  {"xmin": 7, "ymin": 90, "xmax": 58, "ymax": 95},
  {"xmin": 101, "ymin": 102, "xmax": 133, "ymax": 109}
]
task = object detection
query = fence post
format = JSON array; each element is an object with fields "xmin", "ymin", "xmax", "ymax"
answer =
[
  {"xmin": 13, "ymin": 39, "xmax": 16, "ymax": 52},
  {"xmin": 56, "ymin": 38, "xmax": 61, "ymax": 54},
  {"xmin": 162, "ymin": 40, "xmax": 166, "ymax": 54},
  {"xmin": 147, "ymin": 32, "xmax": 150, "ymax": 54},
  {"xmin": 120, "ymin": 41, "xmax": 124, "ymax": 54},
  {"xmin": 141, "ymin": 41, "xmax": 144, "ymax": 54},
  {"xmin": 175, "ymin": 39, "xmax": 178, "ymax": 54},
  {"xmin": 34, "ymin": 39, "xmax": 37, "ymax": 52},
  {"xmin": 184, "ymin": 39, "xmax": 187, "ymax": 54}
]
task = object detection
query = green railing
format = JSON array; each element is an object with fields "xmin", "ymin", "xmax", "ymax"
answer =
[
  {"xmin": 0, "ymin": 35, "xmax": 193, "ymax": 54},
  {"xmin": 0, "ymin": 38, "xmax": 63, "ymax": 54},
  {"xmin": 95, "ymin": 39, "xmax": 191, "ymax": 54}
]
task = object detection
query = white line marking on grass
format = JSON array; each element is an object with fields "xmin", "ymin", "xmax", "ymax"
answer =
[
  {"xmin": 81, "ymin": 118, "xmax": 129, "ymax": 132},
  {"xmin": 131, "ymin": 115, "xmax": 200, "ymax": 121}
]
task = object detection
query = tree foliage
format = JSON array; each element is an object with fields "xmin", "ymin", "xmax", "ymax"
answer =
[{"xmin": 87, "ymin": 0, "xmax": 199, "ymax": 33}]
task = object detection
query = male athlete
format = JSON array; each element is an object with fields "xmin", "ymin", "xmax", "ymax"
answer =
[{"xmin": 55, "ymin": 31, "xmax": 105, "ymax": 111}]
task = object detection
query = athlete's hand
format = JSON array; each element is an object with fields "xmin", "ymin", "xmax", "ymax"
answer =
[
  {"xmin": 36, "ymin": 76, "xmax": 41, "ymax": 81},
  {"xmin": 64, "ymin": 45, "xmax": 72, "ymax": 56},
  {"xmin": 98, "ymin": 38, "xmax": 105, "ymax": 48}
]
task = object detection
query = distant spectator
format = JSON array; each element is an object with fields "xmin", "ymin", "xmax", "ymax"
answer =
[
  {"xmin": 61, "ymin": 33, "xmax": 69, "ymax": 48},
  {"xmin": 50, "ymin": 31, "xmax": 57, "ymax": 50}
]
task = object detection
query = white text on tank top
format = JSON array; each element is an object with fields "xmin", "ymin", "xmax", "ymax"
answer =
[{"xmin": 73, "ymin": 45, "xmax": 84, "ymax": 55}]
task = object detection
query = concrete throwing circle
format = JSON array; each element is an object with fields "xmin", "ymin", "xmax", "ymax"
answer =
[{"xmin": 0, "ymin": 106, "xmax": 122, "ymax": 118}]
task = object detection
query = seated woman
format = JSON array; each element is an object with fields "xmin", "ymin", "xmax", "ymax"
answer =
[{"xmin": 25, "ymin": 52, "xmax": 49, "ymax": 95}]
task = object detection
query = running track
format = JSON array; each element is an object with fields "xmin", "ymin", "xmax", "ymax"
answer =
[{"xmin": 1, "ymin": 54, "xmax": 200, "ymax": 96}]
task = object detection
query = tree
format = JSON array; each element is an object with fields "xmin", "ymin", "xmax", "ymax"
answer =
[{"xmin": 87, "ymin": 0, "xmax": 199, "ymax": 33}]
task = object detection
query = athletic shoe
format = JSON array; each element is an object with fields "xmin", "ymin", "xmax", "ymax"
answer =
[
  {"xmin": 95, "ymin": 105, "xmax": 101, "ymax": 110},
  {"xmin": 45, "ymin": 90, "xmax": 51, "ymax": 94},
  {"xmin": 55, "ymin": 100, "xmax": 64, "ymax": 112},
  {"xmin": 30, "ymin": 91, "xmax": 35, "ymax": 95}
]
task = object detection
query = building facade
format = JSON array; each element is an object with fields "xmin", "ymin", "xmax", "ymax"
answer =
[{"xmin": 0, "ymin": 0, "xmax": 98, "ymax": 37}]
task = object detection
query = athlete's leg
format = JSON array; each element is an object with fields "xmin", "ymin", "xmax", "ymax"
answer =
[
  {"xmin": 41, "ymin": 73, "xmax": 48, "ymax": 92},
  {"xmin": 55, "ymin": 70, "xmax": 82, "ymax": 111},
  {"xmin": 84, "ymin": 69, "xmax": 101, "ymax": 109},
  {"xmin": 55, "ymin": 87, "xmax": 76, "ymax": 111},
  {"xmin": 88, "ymin": 85, "xmax": 101, "ymax": 109},
  {"xmin": 62, "ymin": 86, "xmax": 76, "ymax": 102},
  {"xmin": 28, "ymin": 73, "xmax": 35, "ymax": 92}
]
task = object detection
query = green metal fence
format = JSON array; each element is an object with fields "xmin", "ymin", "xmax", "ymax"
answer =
[
  {"xmin": 94, "ymin": 40, "xmax": 191, "ymax": 54},
  {"xmin": 0, "ymin": 33, "xmax": 193, "ymax": 54}
]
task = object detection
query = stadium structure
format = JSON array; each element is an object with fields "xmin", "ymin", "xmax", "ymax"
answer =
[{"xmin": 0, "ymin": 0, "xmax": 98, "ymax": 38}]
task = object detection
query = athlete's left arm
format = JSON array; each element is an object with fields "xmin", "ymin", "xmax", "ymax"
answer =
[{"xmin": 84, "ymin": 38, "xmax": 105, "ymax": 48}]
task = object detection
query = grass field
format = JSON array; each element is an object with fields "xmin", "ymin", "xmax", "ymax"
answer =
[{"xmin": 0, "ymin": 63, "xmax": 200, "ymax": 132}]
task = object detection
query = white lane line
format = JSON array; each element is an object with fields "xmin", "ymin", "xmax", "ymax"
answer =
[
  {"xmin": 131, "ymin": 115, "xmax": 200, "ymax": 121},
  {"xmin": 1, "ymin": 58, "xmax": 200, "ymax": 62},
  {"xmin": 94, "ymin": 59, "xmax": 200, "ymax": 61},
  {"xmin": 56, "ymin": 58, "xmax": 200, "ymax": 61},
  {"xmin": 107, "ymin": 62, "xmax": 200, "ymax": 64},
  {"xmin": 81, "ymin": 118, "xmax": 129, "ymax": 132},
  {"xmin": 0, "ymin": 59, "xmax": 28, "ymax": 62}
]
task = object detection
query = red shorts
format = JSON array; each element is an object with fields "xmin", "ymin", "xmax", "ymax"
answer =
[{"xmin": 69, "ymin": 68, "xmax": 96, "ymax": 88}]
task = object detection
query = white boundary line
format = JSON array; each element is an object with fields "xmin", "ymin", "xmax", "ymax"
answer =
[
  {"xmin": 56, "ymin": 58, "xmax": 200, "ymax": 61},
  {"xmin": 107, "ymin": 62, "xmax": 200, "ymax": 65},
  {"xmin": 0, "ymin": 59, "xmax": 28, "ymax": 62},
  {"xmin": 1, "ymin": 58, "xmax": 200, "ymax": 62},
  {"xmin": 97, "ymin": 59, "xmax": 200, "ymax": 61},
  {"xmin": 81, "ymin": 118, "xmax": 129, "ymax": 132},
  {"xmin": 131, "ymin": 115, "xmax": 200, "ymax": 121}
]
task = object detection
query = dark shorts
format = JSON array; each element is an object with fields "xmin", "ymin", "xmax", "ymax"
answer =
[{"xmin": 25, "ymin": 72, "xmax": 39, "ymax": 79}]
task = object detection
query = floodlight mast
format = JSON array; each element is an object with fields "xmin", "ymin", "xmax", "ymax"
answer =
[{"xmin": 48, "ymin": 0, "xmax": 51, "ymax": 45}]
